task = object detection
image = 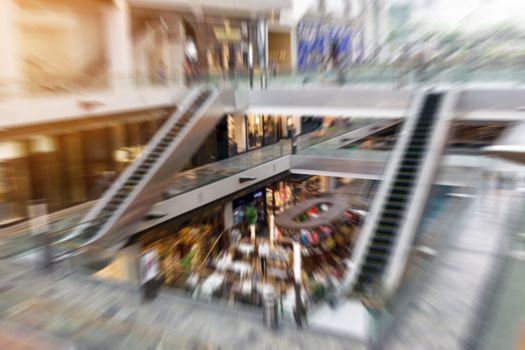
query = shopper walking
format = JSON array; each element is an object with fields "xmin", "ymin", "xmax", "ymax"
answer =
[
  {"xmin": 289, "ymin": 124, "xmax": 297, "ymax": 154},
  {"xmin": 258, "ymin": 242, "xmax": 270, "ymax": 278}
]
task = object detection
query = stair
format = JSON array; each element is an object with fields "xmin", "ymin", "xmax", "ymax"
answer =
[
  {"xmin": 354, "ymin": 93, "xmax": 443, "ymax": 292},
  {"xmin": 70, "ymin": 89, "xmax": 214, "ymax": 247}
]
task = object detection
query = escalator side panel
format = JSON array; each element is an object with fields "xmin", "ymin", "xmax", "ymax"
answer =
[{"xmin": 354, "ymin": 93, "xmax": 443, "ymax": 292}]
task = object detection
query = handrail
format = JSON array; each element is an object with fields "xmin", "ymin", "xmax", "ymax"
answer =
[
  {"xmin": 3, "ymin": 65, "xmax": 525, "ymax": 99},
  {"xmin": 332, "ymin": 89, "xmax": 427, "ymax": 300},
  {"xmin": 56, "ymin": 88, "xmax": 204, "ymax": 245},
  {"xmin": 383, "ymin": 90, "xmax": 459, "ymax": 294}
]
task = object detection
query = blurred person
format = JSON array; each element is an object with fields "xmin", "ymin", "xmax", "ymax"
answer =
[
  {"xmin": 156, "ymin": 60, "xmax": 167, "ymax": 85},
  {"xmin": 258, "ymin": 241, "xmax": 270, "ymax": 278},
  {"xmin": 270, "ymin": 60, "xmax": 278, "ymax": 77}
]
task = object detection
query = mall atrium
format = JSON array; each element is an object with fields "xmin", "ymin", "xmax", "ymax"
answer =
[{"xmin": 0, "ymin": 0, "xmax": 524, "ymax": 349}]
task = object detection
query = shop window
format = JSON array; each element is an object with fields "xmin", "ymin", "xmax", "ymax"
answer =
[
  {"xmin": 0, "ymin": 142, "xmax": 30, "ymax": 223},
  {"xmin": 262, "ymin": 116, "xmax": 280, "ymax": 146},
  {"xmin": 246, "ymin": 115, "xmax": 263, "ymax": 150}
]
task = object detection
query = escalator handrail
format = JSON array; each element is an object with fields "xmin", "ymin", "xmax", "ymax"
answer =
[
  {"xmin": 55, "ymin": 88, "xmax": 204, "ymax": 245},
  {"xmin": 332, "ymin": 90, "xmax": 429, "ymax": 299},
  {"xmin": 84, "ymin": 87, "xmax": 221, "ymax": 247}
]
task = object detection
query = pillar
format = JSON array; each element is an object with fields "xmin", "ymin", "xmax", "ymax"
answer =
[
  {"xmin": 151, "ymin": 19, "xmax": 170, "ymax": 86},
  {"xmin": 65, "ymin": 132, "xmax": 87, "ymax": 204},
  {"xmin": 0, "ymin": 0, "xmax": 22, "ymax": 96},
  {"xmin": 168, "ymin": 15, "xmax": 185, "ymax": 85},
  {"xmin": 111, "ymin": 124, "xmax": 126, "ymax": 173},
  {"xmin": 104, "ymin": 0, "xmax": 134, "ymax": 90},
  {"xmin": 290, "ymin": 25, "xmax": 298, "ymax": 73},
  {"xmin": 256, "ymin": 17, "xmax": 268, "ymax": 89},
  {"xmin": 328, "ymin": 176, "xmax": 337, "ymax": 192},
  {"xmin": 319, "ymin": 176, "xmax": 329, "ymax": 193},
  {"xmin": 223, "ymin": 201, "xmax": 233, "ymax": 231}
]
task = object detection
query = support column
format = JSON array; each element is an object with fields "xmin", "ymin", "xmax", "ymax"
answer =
[
  {"xmin": 328, "ymin": 176, "xmax": 337, "ymax": 192},
  {"xmin": 111, "ymin": 124, "xmax": 127, "ymax": 173},
  {"xmin": 319, "ymin": 176, "xmax": 330, "ymax": 193},
  {"xmin": 152, "ymin": 20, "xmax": 170, "ymax": 86},
  {"xmin": 223, "ymin": 201, "xmax": 233, "ymax": 231},
  {"xmin": 256, "ymin": 17, "xmax": 268, "ymax": 89},
  {"xmin": 0, "ymin": 0, "xmax": 22, "ymax": 96},
  {"xmin": 65, "ymin": 132, "xmax": 87, "ymax": 204},
  {"xmin": 104, "ymin": 0, "xmax": 134, "ymax": 90},
  {"xmin": 290, "ymin": 24, "xmax": 298, "ymax": 74},
  {"xmin": 168, "ymin": 15, "xmax": 185, "ymax": 85}
]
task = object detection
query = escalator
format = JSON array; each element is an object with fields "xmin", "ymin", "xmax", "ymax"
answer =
[
  {"xmin": 354, "ymin": 93, "xmax": 443, "ymax": 293},
  {"xmin": 58, "ymin": 87, "xmax": 225, "ymax": 254}
]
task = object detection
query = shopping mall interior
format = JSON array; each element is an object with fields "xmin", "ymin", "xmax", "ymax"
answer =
[{"xmin": 1, "ymin": 0, "xmax": 525, "ymax": 349}]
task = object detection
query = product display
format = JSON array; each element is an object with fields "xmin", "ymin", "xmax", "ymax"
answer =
[{"xmin": 275, "ymin": 195, "xmax": 364, "ymax": 303}]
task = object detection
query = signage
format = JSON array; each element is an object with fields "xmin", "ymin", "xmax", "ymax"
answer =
[{"xmin": 214, "ymin": 20, "xmax": 242, "ymax": 42}]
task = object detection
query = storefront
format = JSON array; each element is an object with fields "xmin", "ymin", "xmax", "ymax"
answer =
[
  {"xmin": 300, "ymin": 116, "xmax": 324, "ymax": 134},
  {"xmin": 275, "ymin": 196, "xmax": 363, "ymax": 304},
  {"xmin": 131, "ymin": 10, "xmax": 260, "ymax": 83},
  {"xmin": 130, "ymin": 8, "xmax": 186, "ymax": 85},
  {"xmin": 94, "ymin": 174, "xmax": 353, "ymax": 318},
  {"xmin": 138, "ymin": 205, "xmax": 226, "ymax": 288},
  {"xmin": 203, "ymin": 18, "xmax": 254, "ymax": 75},
  {"xmin": 0, "ymin": 109, "xmax": 170, "ymax": 223},
  {"xmin": 245, "ymin": 114, "xmax": 283, "ymax": 151},
  {"xmin": 233, "ymin": 189, "xmax": 268, "ymax": 235},
  {"xmin": 230, "ymin": 175, "xmax": 332, "ymax": 241}
]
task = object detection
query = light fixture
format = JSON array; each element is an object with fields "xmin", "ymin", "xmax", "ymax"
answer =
[
  {"xmin": 31, "ymin": 136, "xmax": 56, "ymax": 153},
  {"xmin": 248, "ymin": 43, "xmax": 253, "ymax": 67},
  {"xmin": 114, "ymin": 149, "xmax": 129, "ymax": 163},
  {"xmin": 0, "ymin": 141, "xmax": 25, "ymax": 160}
]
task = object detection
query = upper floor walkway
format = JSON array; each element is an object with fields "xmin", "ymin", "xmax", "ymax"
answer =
[{"xmin": 2, "ymin": 84, "xmax": 525, "ymax": 132}]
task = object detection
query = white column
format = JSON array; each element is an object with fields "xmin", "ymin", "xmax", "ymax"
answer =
[
  {"xmin": 223, "ymin": 201, "xmax": 233, "ymax": 230},
  {"xmin": 0, "ymin": 0, "xmax": 22, "ymax": 96},
  {"xmin": 290, "ymin": 24, "xmax": 298, "ymax": 73},
  {"xmin": 292, "ymin": 116, "xmax": 302, "ymax": 135},
  {"xmin": 168, "ymin": 15, "xmax": 185, "ymax": 85},
  {"xmin": 269, "ymin": 213, "xmax": 275, "ymax": 246},
  {"xmin": 293, "ymin": 242, "xmax": 302, "ymax": 283},
  {"xmin": 104, "ymin": 0, "xmax": 134, "ymax": 90}
]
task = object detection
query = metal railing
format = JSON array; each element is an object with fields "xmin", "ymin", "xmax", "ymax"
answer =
[
  {"xmin": 368, "ymin": 187, "xmax": 472, "ymax": 346},
  {"xmin": 3, "ymin": 65, "xmax": 525, "ymax": 100}
]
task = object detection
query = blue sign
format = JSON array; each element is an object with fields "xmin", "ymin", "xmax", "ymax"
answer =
[{"xmin": 297, "ymin": 21, "xmax": 362, "ymax": 72}]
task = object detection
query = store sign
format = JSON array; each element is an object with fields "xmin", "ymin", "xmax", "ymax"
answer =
[
  {"xmin": 140, "ymin": 250, "xmax": 160, "ymax": 285},
  {"xmin": 297, "ymin": 21, "xmax": 360, "ymax": 71},
  {"xmin": 214, "ymin": 20, "xmax": 242, "ymax": 42}
]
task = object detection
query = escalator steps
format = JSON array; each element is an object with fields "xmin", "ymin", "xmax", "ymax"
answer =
[
  {"xmin": 356, "ymin": 93, "xmax": 442, "ymax": 292},
  {"xmin": 75, "ymin": 90, "xmax": 213, "ymax": 246}
]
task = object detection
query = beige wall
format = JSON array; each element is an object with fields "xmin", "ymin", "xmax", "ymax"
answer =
[
  {"xmin": 17, "ymin": 4, "xmax": 105, "ymax": 91},
  {"xmin": 131, "ymin": 10, "xmax": 185, "ymax": 85}
]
